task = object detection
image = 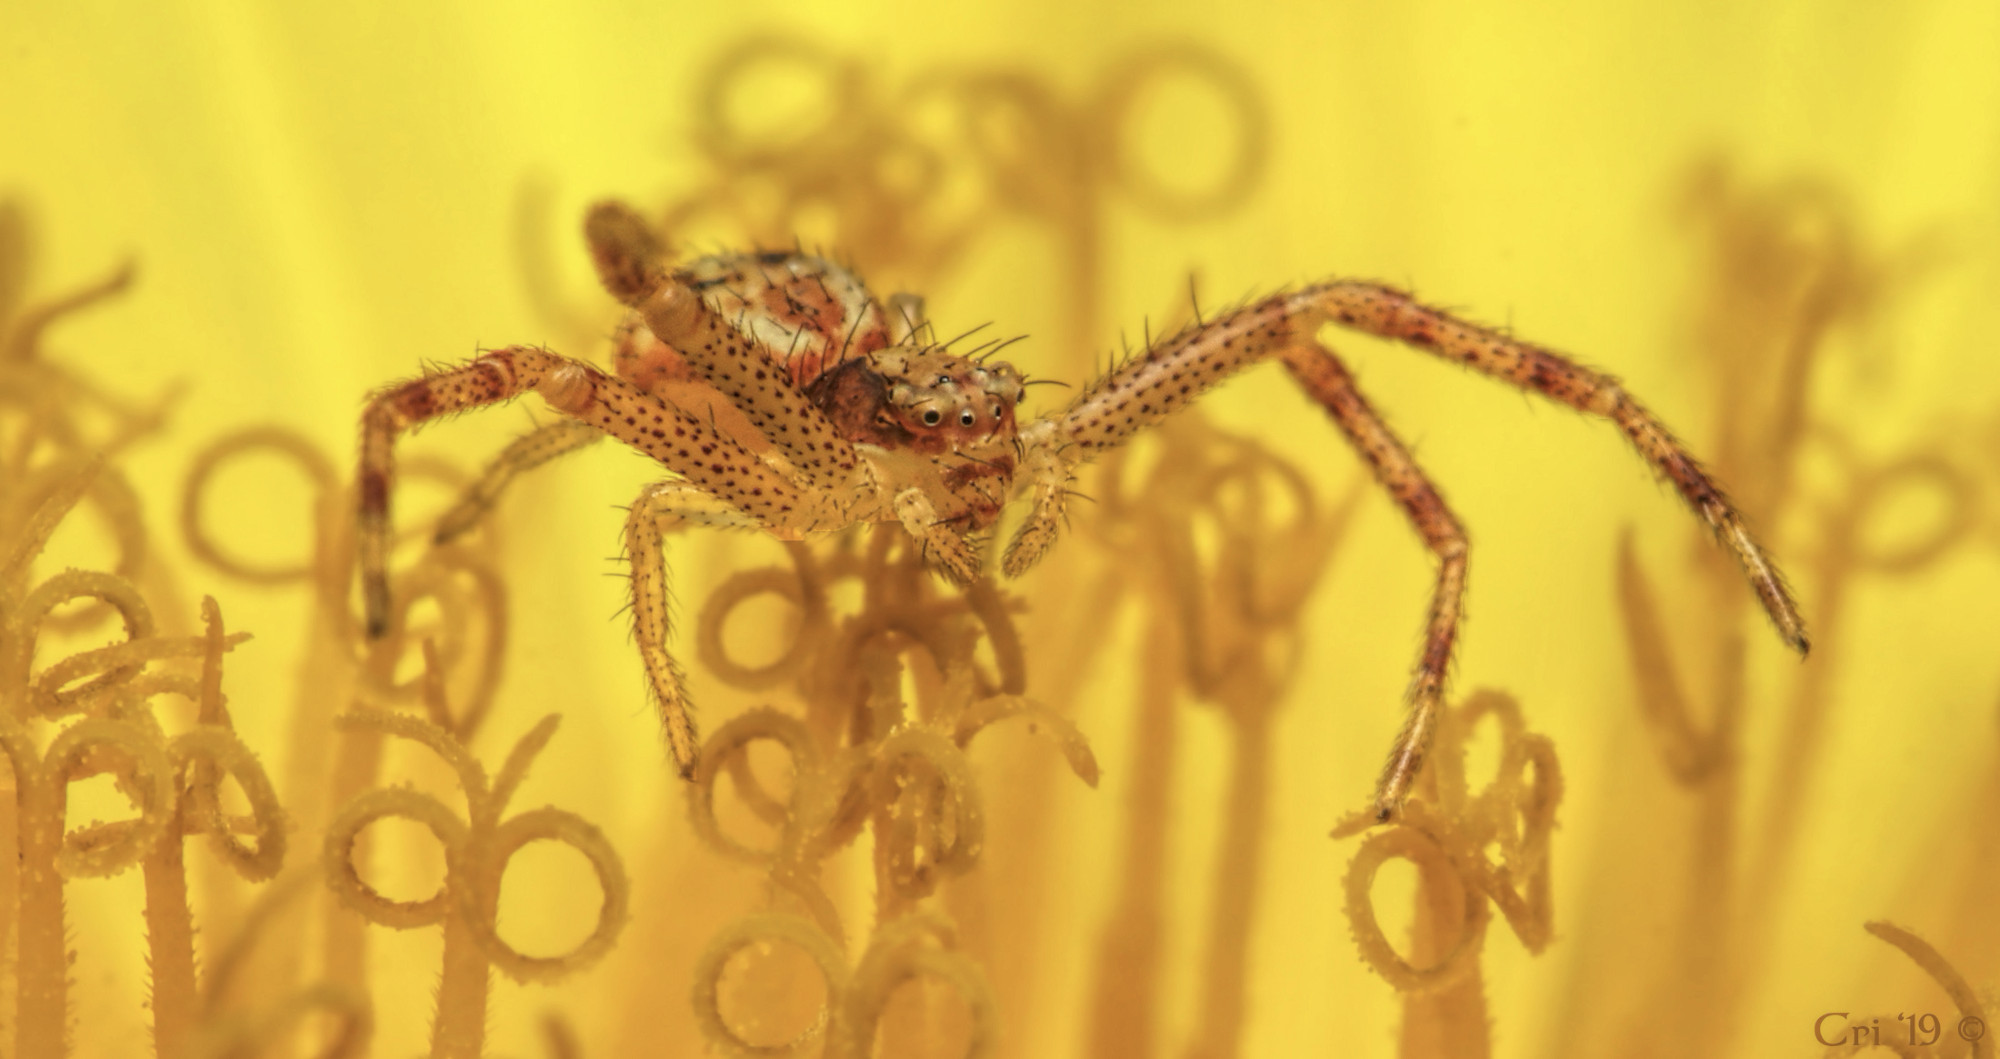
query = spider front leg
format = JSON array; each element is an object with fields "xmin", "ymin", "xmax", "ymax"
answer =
[
  {"xmin": 359, "ymin": 346, "xmax": 809, "ymax": 772},
  {"xmin": 625, "ymin": 480, "xmax": 767, "ymax": 775},
  {"xmin": 1015, "ymin": 333, "xmax": 1466, "ymax": 818},
  {"xmin": 1295, "ymin": 280, "xmax": 1807, "ymax": 654},
  {"xmin": 1009, "ymin": 283, "xmax": 1806, "ymax": 820}
]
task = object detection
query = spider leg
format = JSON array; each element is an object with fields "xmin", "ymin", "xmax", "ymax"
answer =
[
  {"xmin": 1280, "ymin": 343, "xmax": 1465, "ymax": 821},
  {"xmin": 999, "ymin": 421, "xmax": 1072, "ymax": 577},
  {"xmin": 1004, "ymin": 295, "xmax": 1296, "ymax": 573},
  {"xmin": 434, "ymin": 419, "xmax": 605, "ymax": 544},
  {"xmin": 1295, "ymin": 280, "xmax": 1806, "ymax": 654},
  {"xmin": 584, "ymin": 202, "xmax": 861, "ymax": 494},
  {"xmin": 625, "ymin": 480, "xmax": 765, "ymax": 776},
  {"xmin": 1019, "ymin": 283, "xmax": 1805, "ymax": 654},
  {"xmin": 359, "ymin": 345, "xmax": 807, "ymax": 639},
  {"xmin": 1018, "ymin": 282, "xmax": 1807, "ymax": 819},
  {"xmin": 891, "ymin": 486, "xmax": 981, "ymax": 585}
]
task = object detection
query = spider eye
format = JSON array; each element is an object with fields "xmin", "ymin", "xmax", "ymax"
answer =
[
  {"xmin": 922, "ymin": 409, "xmax": 942, "ymax": 426},
  {"xmin": 960, "ymin": 410, "xmax": 976, "ymax": 426},
  {"xmin": 937, "ymin": 375, "xmax": 951, "ymax": 386}
]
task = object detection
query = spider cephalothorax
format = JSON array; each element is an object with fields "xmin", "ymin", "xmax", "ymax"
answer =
[
  {"xmin": 360, "ymin": 199, "xmax": 1807, "ymax": 821},
  {"xmin": 806, "ymin": 347, "xmax": 1025, "ymax": 530}
]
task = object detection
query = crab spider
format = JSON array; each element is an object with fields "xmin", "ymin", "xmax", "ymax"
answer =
[{"xmin": 358, "ymin": 200, "xmax": 1805, "ymax": 821}]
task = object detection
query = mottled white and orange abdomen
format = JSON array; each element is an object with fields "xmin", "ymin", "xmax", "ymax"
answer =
[
  {"xmin": 608, "ymin": 251, "xmax": 891, "ymax": 460},
  {"xmin": 609, "ymin": 252, "xmax": 888, "ymax": 392},
  {"xmin": 688, "ymin": 251, "xmax": 890, "ymax": 389}
]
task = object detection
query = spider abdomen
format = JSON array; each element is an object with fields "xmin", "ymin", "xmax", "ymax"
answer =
[{"xmin": 681, "ymin": 252, "xmax": 889, "ymax": 390}]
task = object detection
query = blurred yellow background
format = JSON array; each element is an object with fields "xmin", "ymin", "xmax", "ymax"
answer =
[{"xmin": 4, "ymin": 2, "xmax": 1998, "ymax": 1057}]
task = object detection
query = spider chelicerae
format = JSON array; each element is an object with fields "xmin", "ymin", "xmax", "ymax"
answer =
[{"xmin": 358, "ymin": 200, "xmax": 1806, "ymax": 821}]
